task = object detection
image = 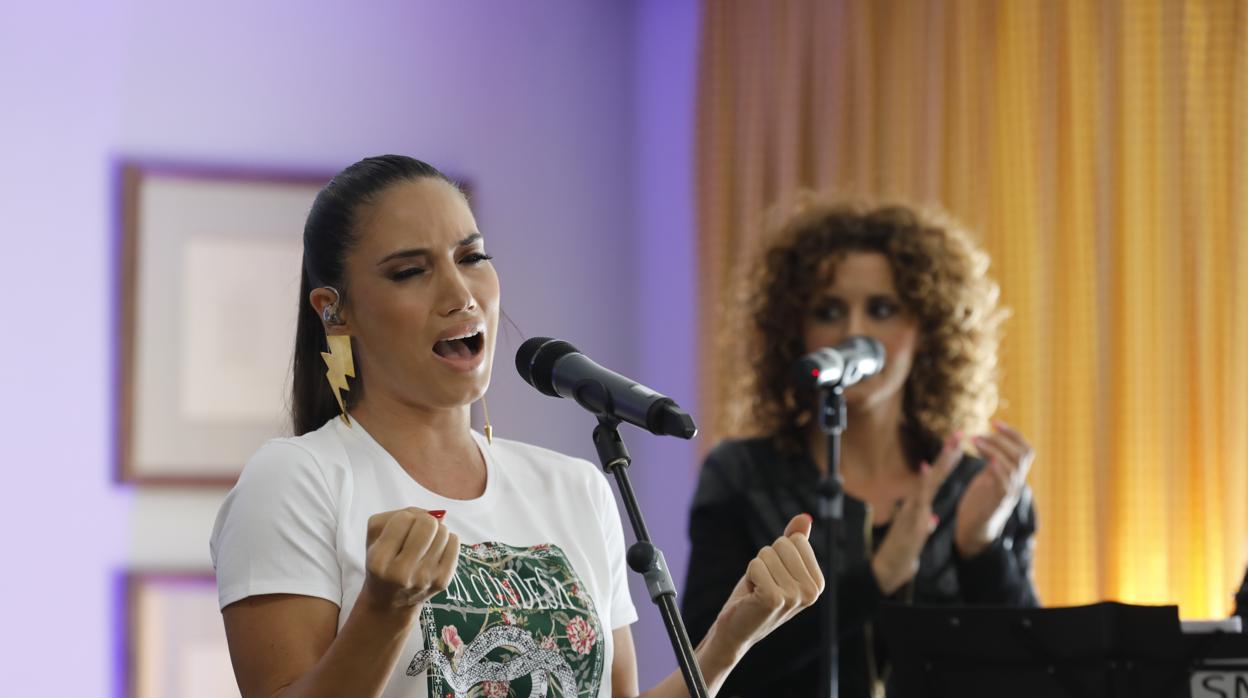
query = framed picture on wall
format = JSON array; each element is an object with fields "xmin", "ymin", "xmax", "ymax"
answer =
[
  {"xmin": 115, "ymin": 162, "xmax": 331, "ymax": 485},
  {"xmin": 123, "ymin": 572, "xmax": 239, "ymax": 698}
]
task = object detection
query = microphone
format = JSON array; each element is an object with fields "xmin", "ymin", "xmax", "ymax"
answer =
[
  {"xmin": 515, "ymin": 337, "xmax": 697, "ymax": 439},
  {"xmin": 795, "ymin": 336, "xmax": 885, "ymax": 389}
]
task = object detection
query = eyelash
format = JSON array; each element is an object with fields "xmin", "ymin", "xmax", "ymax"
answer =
[
  {"xmin": 389, "ymin": 253, "xmax": 494, "ymax": 281},
  {"xmin": 812, "ymin": 299, "xmax": 899, "ymax": 321},
  {"xmin": 868, "ymin": 300, "xmax": 897, "ymax": 318},
  {"xmin": 813, "ymin": 303, "xmax": 844, "ymax": 321},
  {"xmin": 391, "ymin": 268, "xmax": 425, "ymax": 281}
]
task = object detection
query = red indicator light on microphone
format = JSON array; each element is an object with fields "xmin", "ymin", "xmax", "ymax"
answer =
[{"xmin": 811, "ymin": 368, "xmax": 820, "ymax": 377}]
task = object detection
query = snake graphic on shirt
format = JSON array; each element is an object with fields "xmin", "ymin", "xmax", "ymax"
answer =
[{"xmin": 406, "ymin": 542, "xmax": 604, "ymax": 698}]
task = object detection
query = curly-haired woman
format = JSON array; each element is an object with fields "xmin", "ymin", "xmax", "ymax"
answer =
[{"xmin": 682, "ymin": 202, "xmax": 1040, "ymax": 697}]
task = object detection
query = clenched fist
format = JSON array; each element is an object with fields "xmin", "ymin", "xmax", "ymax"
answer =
[
  {"xmin": 360, "ymin": 507, "xmax": 460, "ymax": 616},
  {"xmin": 712, "ymin": 513, "xmax": 825, "ymax": 648}
]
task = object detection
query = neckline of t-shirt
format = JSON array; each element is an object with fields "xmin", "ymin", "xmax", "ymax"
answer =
[{"xmin": 335, "ymin": 418, "xmax": 500, "ymax": 508}]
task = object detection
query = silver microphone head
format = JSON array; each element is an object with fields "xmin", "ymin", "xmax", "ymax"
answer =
[
  {"xmin": 795, "ymin": 336, "xmax": 885, "ymax": 388},
  {"xmin": 837, "ymin": 336, "xmax": 885, "ymax": 387}
]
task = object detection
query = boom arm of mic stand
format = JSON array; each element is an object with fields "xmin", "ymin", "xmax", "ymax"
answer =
[{"xmin": 592, "ymin": 417, "xmax": 710, "ymax": 698}]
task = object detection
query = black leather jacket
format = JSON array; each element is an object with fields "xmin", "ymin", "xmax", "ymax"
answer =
[
  {"xmin": 682, "ymin": 436, "xmax": 1039, "ymax": 698},
  {"xmin": 1236, "ymin": 568, "xmax": 1247, "ymax": 623}
]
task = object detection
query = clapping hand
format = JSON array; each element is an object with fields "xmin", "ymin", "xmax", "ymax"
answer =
[
  {"xmin": 955, "ymin": 420, "xmax": 1034, "ymax": 558},
  {"xmin": 870, "ymin": 435, "xmax": 962, "ymax": 594}
]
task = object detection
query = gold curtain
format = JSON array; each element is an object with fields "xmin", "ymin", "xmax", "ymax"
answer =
[{"xmin": 697, "ymin": 0, "xmax": 1248, "ymax": 616}]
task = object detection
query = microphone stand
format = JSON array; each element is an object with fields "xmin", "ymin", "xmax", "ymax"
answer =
[
  {"xmin": 816, "ymin": 384, "xmax": 846, "ymax": 698},
  {"xmin": 592, "ymin": 416, "xmax": 710, "ymax": 698}
]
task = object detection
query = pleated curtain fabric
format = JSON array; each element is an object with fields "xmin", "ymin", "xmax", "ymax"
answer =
[{"xmin": 696, "ymin": 0, "xmax": 1248, "ymax": 617}]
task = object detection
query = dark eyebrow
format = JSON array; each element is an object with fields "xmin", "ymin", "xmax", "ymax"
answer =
[{"xmin": 375, "ymin": 233, "xmax": 483, "ymax": 266}]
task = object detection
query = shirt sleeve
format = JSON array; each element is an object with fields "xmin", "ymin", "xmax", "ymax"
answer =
[
  {"xmin": 1235, "ymin": 568, "xmax": 1248, "ymax": 622},
  {"xmin": 209, "ymin": 440, "xmax": 342, "ymax": 610},
  {"xmin": 954, "ymin": 484, "xmax": 1041, "ymax": 607},
  {"xmin": 598, "ymin": 474, "xmax": 639, "ymax": 630}
]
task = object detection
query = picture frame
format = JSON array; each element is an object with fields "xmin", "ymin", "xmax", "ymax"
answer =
[
  {"xmin": 122, "ymin": 572, "xmax": 238, "ymax": 698},
  {"xmin": 115, "ymin": 161, "xmax": 332, "ymax": 485}
]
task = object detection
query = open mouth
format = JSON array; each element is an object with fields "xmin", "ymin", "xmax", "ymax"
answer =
[{"xmin": 432, "ymin": 331, "xmax": 484, "ymax": 360}]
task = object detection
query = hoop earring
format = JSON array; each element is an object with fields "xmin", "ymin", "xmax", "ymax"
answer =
[
  {"xmin": 480, "ymin": 395, "xmax": 493, "ymax": 444},
  {"xmin": 322, "ymin": 334, "xmax": 355, "ymax": 425}
]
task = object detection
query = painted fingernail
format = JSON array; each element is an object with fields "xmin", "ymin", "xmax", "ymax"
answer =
[{"xmin": 428, "ymin": 510, "xmax": 447, "ymax": 520}]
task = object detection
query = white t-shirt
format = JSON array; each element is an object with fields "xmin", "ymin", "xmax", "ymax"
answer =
[{"xmin": 210, "ymin": 418, "xmax": 638, "ymax": 698}]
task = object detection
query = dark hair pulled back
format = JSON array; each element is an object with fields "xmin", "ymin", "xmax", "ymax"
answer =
[{"xmin": 292, "ymin": 155, "xmax": 457, "ymax": 435}]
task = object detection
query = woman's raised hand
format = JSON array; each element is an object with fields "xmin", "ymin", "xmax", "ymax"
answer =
[
  {"xmin": 955, "ymin": 420, "xmax": 1034, "ymax": 557},
  {"xmin": 710, "ymin": 513, "xmax": 826, "ymax": 650},
  {"xmin": 870, "ymin": 436, "xmax": 962, "ymax": 594},
  {"xmin": 360, "ymin": 507, "xmax": 460, "ymax": 615}
]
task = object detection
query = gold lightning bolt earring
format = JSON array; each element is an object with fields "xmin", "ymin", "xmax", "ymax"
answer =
[
  {"xmin": 320, "ymin": 292, "xmax": 355, "ymax": 425},
  {"xmin": 322, "ymin": 335, "xmax": 354, "ymax": 425}
]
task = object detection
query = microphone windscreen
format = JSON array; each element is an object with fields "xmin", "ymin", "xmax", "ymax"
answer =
[
  {"xmin": 848, "ymin": 336, "xmax": 884, "ymax": 362},
  {"xmin": 515, "ymin": 337, "xmax": 577, "ymax": 396}
]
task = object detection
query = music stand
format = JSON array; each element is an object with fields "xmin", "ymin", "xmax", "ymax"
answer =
[{"xmin": 879, "ymin": 602, "xmax": 1190, "ymax": 698}]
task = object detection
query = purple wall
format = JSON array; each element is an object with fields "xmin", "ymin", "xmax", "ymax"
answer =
[
  {"xmin": 2, "ymin": 0, "xmax": 700, "ymax": 693},
  {"xmin": 2, "ymin": 2, "xmax": 129, "ymax": 695},
  {"xmin": 631, "ymin": 0, "xmax": 702, "ymax": 686}
]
